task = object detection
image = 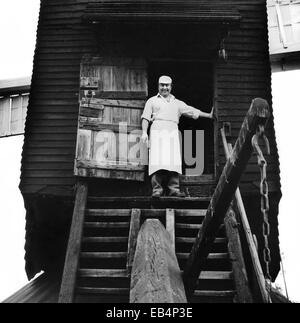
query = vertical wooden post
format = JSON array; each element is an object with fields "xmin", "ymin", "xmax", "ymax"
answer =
[
  {"xmin": 127, "ymin": 208, "xmax": 141, "ymax": 274},
  {"xmin": 221, "ymin": 128, "xmax": 270, "ymax": 303},
  {"xmin": 224, "ymin": 208, "xmax": 253, "ymax": 303},
  {"xmin": 166, "ymin": 209, "xmax": 175, "ymax": 251},
  {"xmin": 58, "ymin": 181, "xmax": 88, "ymax": 303},
  {"xmin": 130, "ymin": 219, "xmax": 187, "ymax": 303}
]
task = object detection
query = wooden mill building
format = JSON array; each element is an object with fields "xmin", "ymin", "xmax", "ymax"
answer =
[{"xmin": 7, "ymin": 0, "xmax": 282, "ymax": 303}]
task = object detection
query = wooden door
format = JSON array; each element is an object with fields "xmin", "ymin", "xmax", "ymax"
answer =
[{"xmin": 75, "ymin": 57, "xmax": 148, "ymax": 181}]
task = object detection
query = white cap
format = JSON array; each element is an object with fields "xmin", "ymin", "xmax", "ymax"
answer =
[{"xmin": 158, "ymin": 75, "xmax": 172, "ymax": 84}]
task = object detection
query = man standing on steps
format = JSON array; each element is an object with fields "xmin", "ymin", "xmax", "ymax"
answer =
[{"xmin": 141, "ymin": 75, "xmax": 214, "ymax": 198}]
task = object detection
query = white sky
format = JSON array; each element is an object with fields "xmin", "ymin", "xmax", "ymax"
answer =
[{"xmin": 0, "ymin": 0, "xmax": 299, "ymax": 302}]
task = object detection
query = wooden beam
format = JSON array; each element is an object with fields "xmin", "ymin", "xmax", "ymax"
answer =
[
  {"xmin": 127, "ymin": 208, "xmax": 141, "ymax": 274},
  {"xmin": 130, "ymin": 219, "xmax": 187, "ymax": 303},
  {"xmin": 183, "ymin": 98, "xmax": 270, "ymax": 297},
  {"xmin": 166, "ymin": 209, "xmax": 175, "ymax": 251},
  {"xmin": 58, "ymin": 181, "xmax": 88, "ymax": 303},
  {"xmin": 221, "ymin": 130, "xmax": 270, "ymax": 303},
  {"xmin": 224, "ymin": 208, "xmax": 253, "ymax": 303}
]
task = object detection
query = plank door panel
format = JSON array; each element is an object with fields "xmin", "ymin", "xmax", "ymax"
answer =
[{"xmin": 75, "ymin": 57, "xmax": 148, "ymax": 181}]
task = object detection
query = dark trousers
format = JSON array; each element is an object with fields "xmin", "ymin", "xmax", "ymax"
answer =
[{"xmin": 151, "ymin": 170, "xmax": 180, "ymax": 195}]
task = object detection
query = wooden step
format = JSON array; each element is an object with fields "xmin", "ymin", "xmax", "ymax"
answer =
[
  {"xmin": 82, "ymin": 237, "xmax": 128, "ymax": 243},
  {"xmin": 87, "ymin": 196, "xmax": 211, "ymax": 209},
  {"xmin": 176, "ymin": 223, "xmax": 202, "ymax": 230},
  {"xmin": 177, "ymin": 252, "xmax": 231, "ymax": 271},
  {"xmin": 77, "ymin": 269, "xmax": 130, "ymax": 289},
  {"xmin": 176, "ymin": 223, "xmax": 225, "ymax": 238},
  {"xmin": 176, "ymin": 237, "xmax": 227, "ymax": 254},
  {"xmin": 86, "ymin": 209, "xmax": 131, "ymax": 217},
  {"xmin": 177, "ymin": 270, "xmax": 233, "ymax": 280},
  {"xmin": 142, "ymin": 209, "xmax": 167, "ymax": 219},
  {"xmin": 81, "ymin": 252, "xmax": 127, "ymax": 259},
  {"xmin": 84, "ymin": 222, "xmax": 129, "ymax": 229},
  {"xmin": 88, "ymin": 197, "xmax": 211, "ymax": 203},
  {"xmin": 176, "ymin": 237, "xmax": 227, "ymax": 244},
  {"xmin": 198, "ymin": 271, "xmax": 232, "ymax": 280},
  {"xmin": 193, "ymin": 290, "xmax": 236, "ymax": 298},
  {"xmin": 78, "ymin": 269, "xmax": 128, "ymax": 278},
  {"xmin": 191, "ymin": 288, "xmax": 236, "ymax": 303},
  {"xmin": 177, "ymin": 253, "xmax": 229, "ymax": 260},
  {"xmin": 83, "ymin": 221, "xmax": 130, "ymax": 238},
  {"xmin": 81, "ymin": 236, "xmax": 128, "ymax": 252},
  {"xmin": 80, "ymin": 251, "xmax": 128, "ymax": 269},
  {"xmin": 77, "ymin": 287, "xmax": 129, "ymax": 295},
  {"xmin": 196, "ymin": 271, "xmax": 234, "ymax": 291},
  {"xmin": 176, "ymin": 209, "xmax": 206, "ymax": 217}
]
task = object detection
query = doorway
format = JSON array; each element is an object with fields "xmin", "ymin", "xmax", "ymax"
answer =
[{"xmin": 148, "ymin": 60, "xmax": 215, "ymax": 176}]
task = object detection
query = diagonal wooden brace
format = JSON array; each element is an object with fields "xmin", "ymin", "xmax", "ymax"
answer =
[{"xmin": 183, "ymin": 98, "xmax": 270, "ymax": 298}]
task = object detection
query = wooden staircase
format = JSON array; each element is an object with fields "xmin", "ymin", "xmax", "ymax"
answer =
[
  {"xmin": 174, "ymin": 209, "xmax": 235, "ymax": 303},
  {"xmin": 61, "ymin": 194, "xmax": 237, "ymax": 303},
  {"xmin": 76, "ymin": 207, "xmax": 131, "ymax": 303},
  {"xmin": 59, "ymin": 98, "xmax": 272, "ymax": 303}
]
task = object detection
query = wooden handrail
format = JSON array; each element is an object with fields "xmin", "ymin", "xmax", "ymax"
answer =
[
  {"xmin": 224, "ymin": 207, "xmax": 253, "ymax": 303},
  {"xmin": 183, "ymin": 98, "xmax": 270, "ymax": 297},
  {"xmin": 127, "ymin": 209, "xmax": 141, "ymax": 274},
  {"xmin": 58, "ymin": 181, "xmax": 88, "ymax": 303},
  {"xmin": 221, "ymin": 128, "xmax": 270, "ymax": 303}
]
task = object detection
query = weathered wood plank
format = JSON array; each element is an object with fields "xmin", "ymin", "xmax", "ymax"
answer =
[
  {"xmin": 176, "ymin": 223, "xmax": 202, "ymax": 230},
  {"xmin": 175, "ymin": 209, "xmax": 207, "ymax": 217},
  {"xmin": 76, "ymin": 167, "xmax": 145, "ymax": 181},
  {"xmin": 221, "ymin": 129, "xmax": 270, "ymax": 303},
  {"xmin": 178, "ymin": 253, "xmax": 228, "ymax": 260},
  {"xmin": 78, "ymin": 269, "xmax": 128, "ymax": 278},
  {"xmin": 183, "ymin": 98, "xmax": 270, "ymax": 297},
  {"xmin": 176, "ymin": 237, "xmax": 227, "ymax": 244},
  {"xmin": 86, "ymin": 209, "xmax": 131, "ymax": 217},
  {"xmin": 76, "ymin": 160, "xmax": 145, "ymax": 171},
  {"xmin": 224, "ymin": 208, "xmax": 253, "ymax": 303},
  {"xmin": 58, "ymin": 181, "xmax": 88, "ymax": 303},
  {"xmin": 79, "ymin": 97, "xmax": 146, "ymax": 109},
  {"xmin": 82, "ymin": 237, "xmax": 128, "ymax": 244},
  {"xmin": 193, "ymin": 290, "xmax": 235, "ymax": 297},
  {"xmin": 78, "ymin": 118, "xmax": 142, "ymax": 133},
  {"xmin": 74, "ymin": 56, "xmax": 148, "ymax": 182},
  {"xmin": 166, "ymin": 209, "xmax": 175, "ymax": 251},
  {"xmin": 84, "ymin": 222, "xmax": 129, "ymax": 229},
  {"xmin": 127, "ymin": 209, "xmax": 141, "ymax": 274},
  {"xmin": 77, "ymin": 287, "xmax": 129, "ymax": 295},
  {"xmin": 130, "ymin": 219, "xmax": 187, "ymax": 303},
  {"xmin": 81, "ymin": 252, "xmax": 127, "ymax": 259}
]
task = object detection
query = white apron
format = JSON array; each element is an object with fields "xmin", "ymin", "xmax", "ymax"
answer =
[{"xmin": 148, "ymin": 120, "xmax": 182, "ymax": 176}]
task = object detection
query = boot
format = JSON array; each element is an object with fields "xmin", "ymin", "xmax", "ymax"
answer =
[
  {"xmin": 167, "ymin": 172, "xmax": 185, "ymax": 197},
  {"xmin": 151, "ymin": 170, "xmax": 164, "ymax": 198}
]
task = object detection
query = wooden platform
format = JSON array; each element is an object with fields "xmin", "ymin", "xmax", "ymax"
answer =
[{"xmin": 87, "ymin": 196, "xmax": 211, "ymax": 209}]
